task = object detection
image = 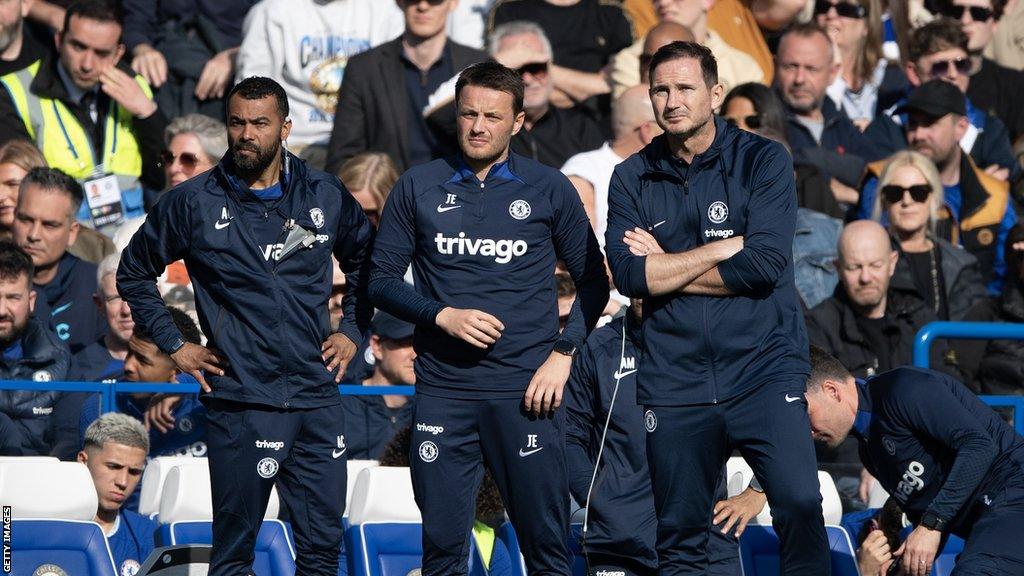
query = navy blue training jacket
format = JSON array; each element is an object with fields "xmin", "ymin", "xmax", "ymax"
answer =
[
  {"xmin": 369, "ymin": 153, "xmax": 608, "ymax": 399},
  {"xmin": 606, "ymin": 117, "xmax": 809, "ymax": 406},
  {"xmin": 118, "ymin": 152, "xmax": 374, "ymax": 409},
  {"xmin": 852, "ymin": 367, "xmax": 1024, "ymax": 535},
  {"xmin": 564, "ymin": 312, "xmax": 657, "ymax": 569}
]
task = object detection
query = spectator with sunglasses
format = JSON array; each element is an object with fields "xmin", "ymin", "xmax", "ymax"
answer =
[
  {"xmin": 814, "ymin": 0, "xmax": 908, "ymax": 128},
  {"xmin": 858, "ymin": 80, "xmax": 1015, "ymax": 295},
  {"xmin": 324, "ymin": 0, "xmax": 486, "ymax": 175},
  {"xmin": 870, "ymin": 150, "xmax": 987, "ymax": 321},
  {"xmin": 490, "ymin": 21, "xmax": 605, "ymax": 169},
  {"xmin": 934, "ymin": 0, "xmax": 1024, "ymax": 145},
  {"xmin": 864, "ymin": 18, "xmax": 1020, "ymax": 184},
  {"xmin": 161, "ymin": 114, "xmax": 226, "ymax": 191}
]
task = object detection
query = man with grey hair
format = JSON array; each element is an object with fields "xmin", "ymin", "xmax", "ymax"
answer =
[
  {"xmin": 78, "ymin": 412, "xmax": 157, "ymax": 576},
  {"xmin": 562, "ymin": 85, "xmax": 663, "ymax": 253},
  {"xmin": 490, "ymin": 20, "xmax": 604, "ymax": 168},
  {"xmin": 67, "ymin": 253, "xmax": 133, "ymax": 383}
]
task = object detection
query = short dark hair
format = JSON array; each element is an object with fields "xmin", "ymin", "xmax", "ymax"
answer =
[
  {"xmin": 721, "ymin": 82, "xmax": 789, "ymax": 137},
  {"xmin": 134, "ymin": 306, "xmax": 202, "ymax": 346},
  {"xmin": 455, "ymin": 62, "xmax": 525, "ymax": 114},
  {"xmin": 909, "ymin": 18, "xmax": 969, "ymax": 63},
  {"xmin": 20, "ymin": 167, "xmax": 84, "ymax": 217},
  {"xmin": 63, "ymin": 0, "xmax": 123, "ymax": 36},
  {"xmin": 806, "ymin": 345, "xmax": 852, "ymax": 392},
  {"xmin": 647, "ymin": 41, "xmax": 718, "ymax": 88},
  {"xmin": 0, "ymin": 240, "xmax": 34, "ymax": 285},
  {"xmin": 228, "ymin": 76, "xmax": 289, "ymax": 120}
]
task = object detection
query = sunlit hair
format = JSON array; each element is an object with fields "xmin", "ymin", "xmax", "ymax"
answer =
[
  {"xmin": 84, "ymin": 412, "xmax": 149, "ymax": 453},
  {"xmin": 337, "ymin": 152, "xmax": 399, "ymax": 212},
  {"xmin": 871, "ymin": 150, "xmax": 943, "ymax": 236}
]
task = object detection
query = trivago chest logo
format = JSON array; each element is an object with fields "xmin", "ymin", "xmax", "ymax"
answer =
[{"xmin": 434, "ymin": 232, "xmax": 528, "ymax": 264}]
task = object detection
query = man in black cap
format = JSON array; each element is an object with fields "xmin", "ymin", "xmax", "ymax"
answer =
[
  {"xmin": 857, "ymin": 79, "xmax": 1015, "ymax": 295},
  {"xmin": 340, "ymin": 311, "xmax": 416, "ymax": 460}
]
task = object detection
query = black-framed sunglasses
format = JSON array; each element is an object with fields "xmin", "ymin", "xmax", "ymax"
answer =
[
  {"xmin": 517, "ymin": 62, "xmax": 549, "ymax": 77},
  {"xmin": 881, "ymin": 184, "xmax": 932, "ymax": 204},
  {"xmin": 725, "ymin": 115, "xmax": 763, "ymax": 129},
  {"xmin": 939, "ymin": 4, "xmax": 994, "ymax": 21},
  {"xmin": 928, "ymin": 57, "xmax": 972, "ymax": 77},
  {"xmin": 159, "ymin": 151, "xmax": 200, "ymax": 170},
  {"xmin": 814, "ymin": 0, "xmax": 867, "ymax": 19}
]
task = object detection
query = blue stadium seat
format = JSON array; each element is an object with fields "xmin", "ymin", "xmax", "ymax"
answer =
[
  {"xmin": 932, "ymin": 534, "xmax": 964, "ymax": 576},
  {"xmin": 496, "ymin": 521, "xmax": 527, "ymax": 576},
  {"xmin": 739, "ymin": 524, "xmax": 859, "ymax": 576},
  {"xmin": 0, "ymin": 460, "xmax": 117, "ymax": 576},
  {"xmin": 158, "ymin": 519, "xmax": 295, "ymax": 575},
  {"xmin": 9, "ymin": 519, "xmax": 117, "ymax": 576},
  {"xmin": 346, "ymin": 522, "xmax": 423, "ymax": 576}
]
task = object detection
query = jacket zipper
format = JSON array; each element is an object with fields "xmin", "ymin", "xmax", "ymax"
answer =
[{"xmin": 685, "ymin": 163, "xmax": 719, "ymax": 404}]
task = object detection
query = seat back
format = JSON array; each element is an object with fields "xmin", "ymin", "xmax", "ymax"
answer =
[
  {"xmin": 739, "ymin": 524, "xmax": 859, "ymax": 576},
  {"xmin": 345, "ymin": 459, "xmax": 379, "ymax": 515},
  {"xmin": 158, "ymin": 460, "xmax": 280, "ymax": 522},
  {"xmin": 161, "ymin": 519, "xmax": 295, "ymax": 574},
  {"xmin": 933, "ymin": 534, "xmax": 964, "ymax": 576},
  {"xmin": 346, "ymin": 466, "xmax": 424, "ymax": 576},
  {"xmin": 726, "ymin": 456, "xmax": 755, "ymax": 497},
  {"xmin": 868, "ymin": 479, "xmax": 890, "ymax": 509},
  {"xmin": 496, "ymin": 521, "xmax": 528, "ymax": 576},
  {"xmin": 10, "ymin": 519, "xmax": 117, "ymax": 576},
  {"xmin": 751, "ymin": 470, "xmax": 842, "ymax": 525},
  {"xmin": 0, "ymin": 461, "xmax": 97, "ymax": 520},
  {"xmin": 138, "ymin": 455, "xmax": 198, "ymax": 517}
]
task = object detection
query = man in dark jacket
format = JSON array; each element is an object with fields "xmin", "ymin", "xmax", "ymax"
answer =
[
  {"xmin": 117, "ymin": 77, "xmax": 374, "ymax": 576},
  {"xmin": 605, "ymin": 41, "xmax": 829, "ymax": 575},
  {"xmin": 12, "ymin": 167, "xmax": 106, "ymax": 354},
  {"xmin": 0, "ymin": 240, "xmax": 71, "ymax": 456},
  {"xmin": 804, "ymin": 350, "xmax": 1024, "ymax": 575},
  {"xmin": 324, "ymin": 0, "xmax": 487, "ymax": 174},
  {"xmin": 340, "ymin": 310, "xmax": 414, "ymax": 460}
]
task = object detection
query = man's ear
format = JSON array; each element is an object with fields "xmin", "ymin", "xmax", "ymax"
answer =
[
  {"xmin": 906, "ymin": 62, "xmax": 922, "ymax": 87},
  {"xmin": 77, "ymin": 450, "xmax": 88, "ymax": 465}
]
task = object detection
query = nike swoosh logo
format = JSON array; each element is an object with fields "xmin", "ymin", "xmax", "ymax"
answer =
[
  {"xmin": 52, "ymin": 302, "xmax": 72, "ymax": 316},
  {"xmin": 652, "ymin": 220, "xmax": 667, "ymax": 228},
  {"xmin": 613, "ymin": 369, "xmax": 637, "ymax": 379},
  {"xmin": 518, "ymin": 447, "xmax": 543, "ymax": 457},
  {"xmin": 332, "ymin": 449, "xmax": 346, "ymax": 459},
  {"xmin": 785, "ymin": 394, "xmax": 802, "ymax": 403},
  {"xmin": 437, "ymin": 205, "xmax": 463, "ymax": 213},
  {"xmin": 215, "ymin": 220, "xmax": 232, "ymax": 230}
]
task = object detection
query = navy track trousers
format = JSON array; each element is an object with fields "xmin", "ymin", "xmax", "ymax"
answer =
[
  {"xmin": 410, "ymin": 394, "xmax": 570, "ymax": 575},
  {"xmin": 952, "ymin": 486, "xmax": 1024, "ymax": 575},
  {"xmin": 644, "ymin": 380, "xmax": 829, "ymax": 575},
  {"xmin": 204, "ymin": 398, "xmax": 347, "ymax": 576}
]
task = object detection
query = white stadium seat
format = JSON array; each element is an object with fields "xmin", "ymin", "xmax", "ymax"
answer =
[
  {"xmin": 868, "ymin": 477, "xmax": 891, "ymax": 509},
  {"xmin": 0, "ymin": 460, "xmax": 97, "ymax": 520},
  {"xmin": 139, "ymin": 455, "xmax": 199, "ymax": 517},
  {"xmin": 158, "ymin": 460, "xmax": 280, "ymax": 522},
  {"xmin": 346, "ymin": 459, "xmax": 379, "ymax": 514},
  {"xmin": 348, "ymin": 465, "xmax": 420, "ymax": 525}
]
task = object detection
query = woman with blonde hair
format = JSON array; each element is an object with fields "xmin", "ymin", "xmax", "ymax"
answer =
[
  {"xmin": 336, "ymin": 152, "xmax": 399, "ymax": 227},
  {"xmin": 872, "ymin": 151, "xmax": 986, "ymax": 319},
  {"xmin": 815, "ymin": 0, "xmax": 908, "ymax": 127}
]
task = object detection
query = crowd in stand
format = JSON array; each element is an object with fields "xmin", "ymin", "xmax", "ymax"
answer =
[{"xmin": 0, "ymin": 0, "xmax": 1023, "ymax": 573}]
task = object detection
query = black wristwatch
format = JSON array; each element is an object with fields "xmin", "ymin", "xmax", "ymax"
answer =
[
  {"xmin": 553, "ymin": 339, "xmax": 577, "ymax": 358},
  {"xmin": 919, "ymin": 511, "xmax": 947, "ymax": 532},
  {"xmin": 168, "ymin": 338, "xmax": 185, "ymax": 354}
]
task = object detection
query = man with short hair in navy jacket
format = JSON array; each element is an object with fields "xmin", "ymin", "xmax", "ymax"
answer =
[
  {"xmin": 605, "ymin": 41, "xmax": 829, "ymax": 574},
  {"xmin": 805, "ymin": 347, "xmax": 1024, "ymax": 575},
  {"xmin": 117, "ymin": 76, "xmax": 374, "ymax": 576},
  {"xmin": 369, "ymin": 61, "xmax": 608, "ymax": 575}
]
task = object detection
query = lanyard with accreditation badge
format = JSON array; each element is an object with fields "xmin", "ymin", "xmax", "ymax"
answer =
[{"xmin": 53, "ymin": 98, "xmax": 126, "ymax": 229}]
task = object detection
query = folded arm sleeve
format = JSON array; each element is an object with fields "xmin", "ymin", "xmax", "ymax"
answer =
[
  {"xmin": 116, "ymin": 189, "xmax": 193, "ymax": 354},
  {"xmin": 718, "ymin": 142, "xmax": 797, "ymax": 296},
  {"xmin": 604, "ymin": 167, "xmax": 650, "ymax": 297},
  {"xmin": 368, "ymin": 175, "xmax": 446, "ymax": 326}
]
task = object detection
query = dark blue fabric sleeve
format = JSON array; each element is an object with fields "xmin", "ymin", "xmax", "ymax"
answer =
[
  {"xmin": 550, "ymin": 176, "xmax": 608, "ymax": 349},
  {"xmin": 857, "ymin": 177, "xmax": 879, "ymax": 221},
  {"xmin": 332, "ymin": 178, "xmax": 376, "ymax": 346},
  {"xmin": 718, "ymin": 142, "xmax": 797, "ymax": 295},
  {"xmin": 604, "ymin": 166, "xmax": 650, "ymax": 297},
  {"xmin": 122, "ymin": 0, "xmax": 159, "ymax": 51},
  {"xmin": 564, "ymin": 343, "xmax": 599, "ymax": 505},
  {"xmin": 888, "ymin": 375, "xmax": 999, "ymax": 523},
  {"xmin": 988, "ymin": 200, "xmax": 1016, "ymax": 295},
  {"xmin": 117, "ymin": 189, "xmax": 193, "ymax": 354},
  {"xmin": 77, "ymin": 392, "xmax": 101, "ymax": 452},
  {"xmin": 368, "ymin": 174, "xmax": 446, "ymax": 326}
]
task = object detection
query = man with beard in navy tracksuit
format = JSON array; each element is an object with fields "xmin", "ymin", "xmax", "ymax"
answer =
[
  {"xmin": 118, "ymin": 77, "xmax": 374, "ymax": 576},
  {"xmin": 805, "ymin": 347, "xmax": 1024, "ymax": 576},
  {"xmin": 604, "ymin": 42, "xmax": 829, "ymax": 575},
  {"xmin": 370, "ymin": 62, "xmax": 608, "ymax": 575}
]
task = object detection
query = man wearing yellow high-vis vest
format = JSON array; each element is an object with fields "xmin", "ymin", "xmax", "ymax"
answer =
[{"xmin": 0, "ymin": 0, "xmax": 166, "ymax": 236}]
